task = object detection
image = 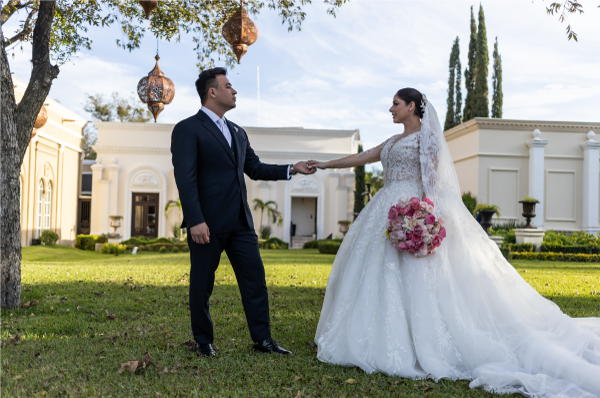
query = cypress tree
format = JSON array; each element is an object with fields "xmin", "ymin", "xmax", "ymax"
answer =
[
  {"xmin": 472, "ymin": 4, "xmax": 489, "ymax": 117},
  {"xmin": 445, "ymin": 37, "xmax": 462, "ymax": 131},
  {"xmin": 463, "ymin": 6, "xmax": 477, "ymax": 121},
  {"xmin": 491, "ymin": 37, "xmax": 503, "ymax": 118},
  {"xmin": 353, "ymin": 144, "xmax": 366, "ymax": 217}
]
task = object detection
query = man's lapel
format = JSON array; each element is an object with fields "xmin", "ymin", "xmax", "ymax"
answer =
[
  {"xmin": 196, "ymin": 110, "xmax": 235, "ymax": 165},
  {"xmin": 227, "ymin": 120, "xmax": 242, "ymax": 167}
]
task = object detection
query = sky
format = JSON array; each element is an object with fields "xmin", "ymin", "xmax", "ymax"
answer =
[{"xmin": 5, "ymin": 0, "xmax": 600, "ymax": 157}]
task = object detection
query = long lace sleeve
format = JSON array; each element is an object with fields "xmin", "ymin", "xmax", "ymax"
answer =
[
  {"xmin": 355, "ymin": 140, "xmax": 388, "ymax": 165},
  {"xmin": 419, "ymin": 104, "xmax": 442, "ymax": 215}
]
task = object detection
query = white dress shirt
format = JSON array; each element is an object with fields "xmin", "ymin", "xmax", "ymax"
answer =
[{"xmin": 200, "ymin": 106, "xmax": 292, "ymax": 179}]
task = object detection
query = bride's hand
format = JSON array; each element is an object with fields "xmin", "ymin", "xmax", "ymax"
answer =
[{"xmin": 307, "ymin": 160, "xmax": 328, "ymax": 170}]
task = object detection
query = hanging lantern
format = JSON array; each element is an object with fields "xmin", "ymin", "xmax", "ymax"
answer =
[
  {"xmin": 137, "ymin": 54, "xmax": 175, "ymax": 122},
  {"xmin": 139, "ymin": 0, "xmax": 158, "ymax": 19},
  {"xmin": 222, "ymin": 0, "xmax": 259, "ymax": 63},
  {"xmin": 31, "ymin": 105, "xmax": 48, "ymax": 138}
]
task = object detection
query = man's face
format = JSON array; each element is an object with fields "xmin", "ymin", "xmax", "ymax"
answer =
[{"xmin": 211, "ymin": 74, "xmax": 237, "ymax": 110}]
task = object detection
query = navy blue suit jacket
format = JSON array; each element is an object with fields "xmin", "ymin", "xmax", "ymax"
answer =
[{"xmin": 171, "ymin": 110, "xmax": 289, "ymax": 234}]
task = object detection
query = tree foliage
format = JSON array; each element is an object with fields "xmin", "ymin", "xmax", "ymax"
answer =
[
  {"xmin": 444, "ymin": 36, "xmax": 462, "ymax": 131},
  {"xmin": 472, "ymin": 4, "xmax": 489, "ymax": 118},
  {"xmin": 545, "ymin": 1, "xmax": 592, "ymax": 41},
  {"xmin": 365, "ymin": 168, "xmax": 383, "ymax": 197},
  {"xmin": 353, "ymin": 144, "xmax": 365, "ymax": 217},
  {"xmin": 491, "ymin": 37, "xmax": 502, "ymax": 119},
  {"xmin": 462, "ymin": 6, "xmax": 477, "ymax": 122},
  {"xmin": 84, "ymin": 92, "xmax": 152, "ymax": 123}
]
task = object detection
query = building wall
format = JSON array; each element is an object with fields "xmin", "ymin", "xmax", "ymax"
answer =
[
  {"xmin": 91, "ymin": 122, "xmax": 359, "ymax": 242},
  {"xmin": 445, "ymin": 118, "xmax": 600, "ymax": 232},
  {"xmin": 13, "ymin": 76, "xmax": 85, "ymax": 247}
]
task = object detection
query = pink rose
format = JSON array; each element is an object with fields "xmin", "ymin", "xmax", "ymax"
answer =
[
  {"xmin": 425, "ymin": 214, "xmax": 436, "ymax": 225},
  {"xmin": 420, "ymin": 202, "xmax": 428, "ymax": 210},
  {"xmin": 398, "ymin": 206, "xmax": 409, "ymax": 216},
  {"xmin": 439, "ymin": 226, "xmax": 447, "ymax": 238},
  {"xmin": 406, "ymin": 240, "xmax": 415, "ymax": 249},
  {"xmin": 406, "ymin": 231, "xmax": 414, "ymax": 241},
  {"xmin": 407, "ymin": 208, "xmax": 415, "ymax": 218},
  {"xmin": 412, "ymin": 234, "xmax": 422, "ymax": 243},
  {"xmin": 438, "ymin": 218, "xmax": 445, "ymax": 225},
  {"xmin": 431, "ymin": 227, "xmax": 439, "ymax": 235},
  {"xmin": 432, "ymin": 235, "xmax": 443, "ymax": 248},
  {"xmin": 388, "ymin": 206, "xmax": 399, "ymax": 221},
  {"xmin": 414, "ymin": 240, "xmax": 425, "ymax": 250},
  {"xmin": 422, "ymin": 197, "xmax": 434, "ymax": 207},
  {"xmin": 414, "ymin": 209, "xmax": 427, "ymax": 219},
  {"xmin": 413, "ymin": 225, "xmax": 424, "ymax": 237},
  {"xmin": 417, "ymin": 247, "xmax": 428, "ymax": 258},
  {"xmin": 398, "ymin": 242, "xmax": 408, "ymax": 251},
  {"xmin": 410, "ymin": 198, "xmax": 421, "ymax": 211}
]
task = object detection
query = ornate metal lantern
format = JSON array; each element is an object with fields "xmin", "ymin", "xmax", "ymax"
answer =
[
  {"xmin": 31, "ymin": 105, "xmax": 48, "ymax": 138},
  {"xmin": 139, "ymin": 0, "xmax": 158, "ymax": 19},
  {"xmin": 137, "ymin": 54, "xmax": 175, "ymax": 122},
  {"xmin": 222, "ymin": 0, "xmax": 259, "ymax": 63}
]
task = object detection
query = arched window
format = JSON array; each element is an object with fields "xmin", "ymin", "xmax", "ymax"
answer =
[
  {"xmin": 44, "ymin": 182, "xmax": 52, "ymax": 231},
  {"xmin": 37, "ymin": 180, "xmax": 44, "ymax": 238}
]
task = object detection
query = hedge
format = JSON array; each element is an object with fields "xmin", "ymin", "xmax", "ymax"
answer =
[
  {"xmin": 508, "ymin": 243, "xmax": 535, "ymax": 253},
  {"xmin": 510, "ymin": 252, "xmax": 600, "ymax": 262},
  {"xmin": 137, "ymin": 243, "xmax": 188, "ymax": 252},
  {"xmin": 121, "ymin": 237, "xmax": 174, "ymax": 246},
  {"xmin": 540, "ymin": 243, "xmax": 600, "ymax": 255},
  {"xmin": 100, "ymin": 243, "xmax": 126, "ymax": 255},
  {"xmin": 40, "ymin": 230, "xmax": 59, "ymax": 245},
  {"xmin": 318, "ymin": 240, "xmax": 342, "ymax": 254},
  {"xmin": 76, "ymin": 234, "xmax": 107, "ymax": 251},
  {"xmin": 258, "ymin": 237, "xmax": 288, "ymax": 250},
  {"xmin": 303, "ymin": 239, "xmax": 343, "ymax": 249}
]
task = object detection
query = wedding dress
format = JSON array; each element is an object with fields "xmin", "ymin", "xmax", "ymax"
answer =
[{"xmin": 314, "ymin": 98, "xmax": 600, "ymax": 398}]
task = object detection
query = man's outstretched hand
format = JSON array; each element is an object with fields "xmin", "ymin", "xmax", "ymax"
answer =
[
  {"xmin": 294, "ymin": 161, "xmax": 317, "ymax": 175},
  {"xmin": 190, "ymin": 222, "xmax": 210, "ymax": 244}
]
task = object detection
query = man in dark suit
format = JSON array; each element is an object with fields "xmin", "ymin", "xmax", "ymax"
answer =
[{"xmin": 171, "ymin": 68, "xmax": 315, "ymax": 357}]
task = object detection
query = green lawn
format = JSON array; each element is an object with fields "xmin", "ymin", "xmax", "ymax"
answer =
[{"xmin": 2, "ymin": 246, "xmax": 599, "ymax": 397}]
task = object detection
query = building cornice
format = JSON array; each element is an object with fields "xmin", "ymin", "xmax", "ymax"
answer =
[
  {"xmin": 93, "ymin": 121, "xmax": 360, "ymax": 138},
  {"xmin": 445, "ymin": 118, "xmax": 600, "ymax": 139}
]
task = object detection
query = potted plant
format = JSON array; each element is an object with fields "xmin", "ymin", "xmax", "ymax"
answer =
[
  {"xmin": 472, "ymin": 204, "xmax": 501, "ymax": 235},
  {"xmin": 518, "ymin": 196, "xmax": 540, "ymax": 229},
  {"xmin": 338, "ymin": 220, "xmax": 352, "ymax": 237}
]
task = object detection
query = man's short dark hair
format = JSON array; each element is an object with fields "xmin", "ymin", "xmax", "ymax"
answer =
[{"xmin": 196, "ymin": 67, "xmax": 228, "ymax": 105}]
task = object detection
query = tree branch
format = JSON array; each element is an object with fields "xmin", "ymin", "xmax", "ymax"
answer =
[
  {"xmin": 1, "ymin": 0, "xmax": 35, "ymax": 25},
  {"xmin": 3, "ymin": 5, "xmax": 37, "ymax": 47},
  {"xmin": 15, "ymin": 0, "xmax": 59, "ymax": 158}
]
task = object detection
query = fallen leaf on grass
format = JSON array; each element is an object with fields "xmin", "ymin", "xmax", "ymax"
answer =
[
  {"xmin": 93, "ymin": 292, "xmax": 105, "ymax": 297},
  {"xmin": 10, "ymin": 333, "xmax": 22, "ymax": 344},
  {"xmin": 86, "ymin": 311, "xmax": 95, "ymax": 315},
  {"xmin": 159, "ymin": 367, "xmax": 169, "ymax": 375},
  {"xmin": 293, "ymin": 376, "xmax": 302, "ymax": 382},
  {"xmin": 22, "ymin": 301, "xmax": 31, "ymax": 308},
  {"xmin": 106, "ymin": 311, "xmax": 116, "ymax": 320},
  {"xmin": 42, "ymin": 376, "xmax": 58, "ymax": 384},
  {"xmin": 77, "ymin": 305, "xmax": 84, "ymax": 310},
  {"xmin": 344, "ymin": 379, "xmax": 358, "ymax": 385},
  {"xmin": 34, "ymin": 352, "xmax": 41, "ymax": 358},
  {"xmin": 13, "ymin": 375, "xmax": 22, "ymax": 380},
  {"xmin": 294, "ymin": 391, "xmax": 301, "ymax": 398},
  {"xmin": 305, "ymin": 341, "xmax": 315, "ymax": 348}
]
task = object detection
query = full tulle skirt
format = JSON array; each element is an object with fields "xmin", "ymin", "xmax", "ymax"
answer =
[{"xmin": 314, "ymin": 182, "xmax": 600, "ymax": 398}]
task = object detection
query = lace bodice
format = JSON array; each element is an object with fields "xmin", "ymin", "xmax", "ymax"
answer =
[{"xmin": 380, "ymin": 133, "xmax": 422, "ymax": 189}]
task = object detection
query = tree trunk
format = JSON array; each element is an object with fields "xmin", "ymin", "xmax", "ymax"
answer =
[{"xmin": 1, "ymin": 1, "xmax": 59, "ymax": 309}]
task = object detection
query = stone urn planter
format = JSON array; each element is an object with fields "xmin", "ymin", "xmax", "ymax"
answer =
[
  {"xmin": 519, "ymin": 200, "xmax": 538, "ymax": 229},
  {"xmin": 479, "ymin": 210, "xmax": 496, "ymax": 235},
  {"xmin": 338, "ymin": 220, "xmax": 351, "ymax": 237},
  {"xmin": 108, "ymin": 215, "xmax": 123, "ymax": 241}
]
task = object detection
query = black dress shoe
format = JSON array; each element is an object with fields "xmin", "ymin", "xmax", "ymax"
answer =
[
  {"xmin": 195, "ymin": 343, "xmax": 216, "ymax": 357},
  {"xmin": 253, "ymin": 338, "xmax": 292, "ymax": 355}
]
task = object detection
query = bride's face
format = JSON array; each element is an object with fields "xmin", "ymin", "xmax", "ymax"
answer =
[{"xmin": 389, "ymin": 95, "xmax": 413, "ymax": 124}]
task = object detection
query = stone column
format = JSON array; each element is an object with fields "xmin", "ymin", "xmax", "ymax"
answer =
[
  {"xmin": 581, "ymin": 131, "xmax": 600, "ymax": 233},
  {"xmin": 90, "ymin": 159, "xmax": 105, "ymax": 235},
  {"xmin": 106, "ymin": 159, "xmax": 120, "ymax": 219},
  {"xmin": 526, "ymin": 129, "xmax": 549, "ymax": 228}
]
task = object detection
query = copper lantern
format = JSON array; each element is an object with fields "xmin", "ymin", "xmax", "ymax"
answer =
[
  {"xmin": 222, "ymin": 0, "xmax": 259, "ymax": 63},
  {"xmin": 137, "ymin": 54, "xmax": 175, "ymax": 122},
  {"xmin": 32, "ymin": 105, "xmax": 48, "ymax": 137},
  {"xmin": 139, "ymin": 0, "xmax": 158, "ymax": 19}
]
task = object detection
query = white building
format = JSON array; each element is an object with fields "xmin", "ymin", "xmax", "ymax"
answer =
[
  {"xmin": 445, "ymin": 118, "xmax": 600, "ymax": 232},
  {"xmin": 90, "ymin": 122, "xmax": 360, "ymax": 247}
]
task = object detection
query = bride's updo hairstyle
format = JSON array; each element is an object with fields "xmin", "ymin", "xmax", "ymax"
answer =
[{"xmin": 396, "ymin": 88, "xmax": 425, "ymax": 118}]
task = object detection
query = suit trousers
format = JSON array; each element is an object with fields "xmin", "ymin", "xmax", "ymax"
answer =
[{"xmin": 187, "ymin": 203, "xmax": 271, "ymax": 344}]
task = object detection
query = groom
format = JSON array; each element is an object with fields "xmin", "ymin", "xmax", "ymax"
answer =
[{"xmin": 171, "ymin": 67, "xmax": 315, "ymax": 357}]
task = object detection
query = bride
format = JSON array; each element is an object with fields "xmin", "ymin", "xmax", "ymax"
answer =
[{"xmin": 308, "ymin": 88, "xmax": 600, "ymax": 398}]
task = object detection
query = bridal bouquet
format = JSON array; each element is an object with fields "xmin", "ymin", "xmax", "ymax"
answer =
[{"xmin": 386, "ymin": 196, "xmax": 446, "ymax": 258}]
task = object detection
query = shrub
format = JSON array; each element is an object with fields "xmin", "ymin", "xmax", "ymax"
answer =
[
  {"xmin": 491, "ymin": 220, "xmax": 526, "ymax": 231},
  {"xmin": 121, "ymin": 237, "xmax": 174, "ymax": 246},
  {"xmin": 159, "ymin": 246, "xmax": 168, "ymax": 254},
  {"xmin": 303, "ymin": 240, "xmax": 318, "ymax": 249},
  {"xmin": 172, "ymin": 246, "xmax": 180, "ymax": 253},
  {"xmin": 488, "ymin": 228, "xmax": 516, "ymax": 244},
  {"xmin": 461, "ymin": 191, "xmax": 477, "ymax": 216},
  {"xmin": 259, "ymin": 237, "xmax": 288, "ymax": 250},
  {"xmin": 182, "ymin": 245, "xmax": 190, "ymax": 253},
  {"xmin": 509, "ymin": 243, "xmax": 535, "ymax": 253},
  {"xmin": 541, "ymin": 244, "xmax": 600, "ymax": 255},
  {"xmin": 100, "ymin": 243, "xmax": 126, "ymax": 254},
  {"xmin": 77, "ymin": 234, "xmax": 98, "ymax": 251},
  {"xmin": 40, "ymin": 230, "xmax": 59, "ymax": 245},
  {"xmin": 318, "ymin": 240, "xmax": 342, "ymax": 254},
  {"xmin": 472, "ymin": 203, "xmax": 501, "ymax": 217},
  {"xmin": 510, "ymin": 252, "xmax": 600, "ymax": 262},
  {"xmin": 500, "ymin": 247, "xmax": 509, "ymax": 260},
  {"xmin": 259, "ymin": 225, "xmax": 272, "ymax": 240}
]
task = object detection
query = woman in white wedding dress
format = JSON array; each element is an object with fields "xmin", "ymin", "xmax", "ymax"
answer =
[{"xmin": 308, "ymin": 88, "xmax": 600, "ymax": 398}]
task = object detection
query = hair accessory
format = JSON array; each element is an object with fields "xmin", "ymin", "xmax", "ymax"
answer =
[{"xmin": 420, "ymin": 94, "xmax": 427, "ymax": 115}]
